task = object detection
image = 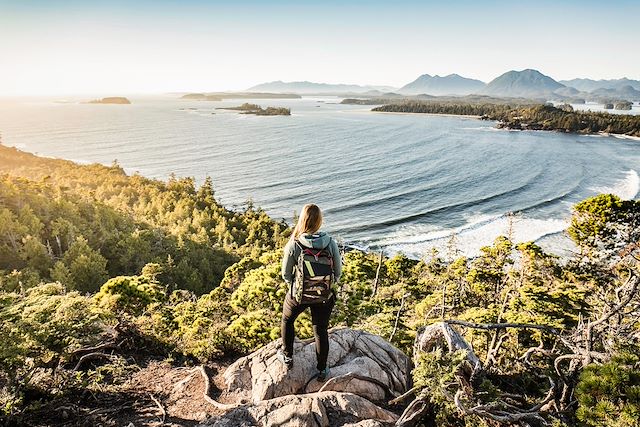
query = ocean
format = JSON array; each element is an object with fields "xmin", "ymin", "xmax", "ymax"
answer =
[{"xmin": 1, "ymin": 96, "xmax": 639, "ymax": 258}]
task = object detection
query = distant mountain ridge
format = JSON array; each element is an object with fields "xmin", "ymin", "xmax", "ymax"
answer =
[
  {"xmin": 590, "ymin": 85, "xmax": 640, "ymax": 102},
  {"xmin": 248, "ymin": 70, "xmax": 640, "ymax": 101},
  {"xmin": 560, "ymin": 78, "xmax": 640, "ymax": 92},
  {"xmin": 398, "ymin": 73, "xmax": 485, "ymax": 96},
  {"xmin": 247, "ymin": 81, "xmax": 397, "ymax": 94},
  {"xmin": 479, "ymin": 69, "xmax": 565, "ymax": 98}
]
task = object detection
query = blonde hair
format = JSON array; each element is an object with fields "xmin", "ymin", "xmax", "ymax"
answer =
[{"xmin": 292, "ymin": 204, "xmax": 323, "ymax": 239}]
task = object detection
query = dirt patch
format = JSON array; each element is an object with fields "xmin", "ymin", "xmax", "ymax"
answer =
[
  {"xmin": 125, "ymin": 361, "xmax": 228, "ymax": 422},
  {"xmin": 5, "ymin": 359, "xmax": 234, "ymax": 427}
]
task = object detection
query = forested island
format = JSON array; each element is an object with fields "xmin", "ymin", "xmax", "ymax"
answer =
[
  {"xmin": 181, "ymin": 93, "xmax": 223, "ymax": 101},
  {"xmin": 1, "ymin": 142, "xmax": 640, "ymax": 426},
  {"xmin": 616, "ymin": 101, "xmax": 633, "ymax": 110},
  {"xmin": 373, "ymin": 102, "xmax": 640, "ymax": 137},
  {"xmin": 341, "ymin": 94, "xmax": 540, "ymax": 106},
  {"xmin": 217, "ymin": 102, "xmax": 291, "ymax": 115},
  {"xmin": 86, "ymin": 97, "xmax": 131, "ymax": 104}
]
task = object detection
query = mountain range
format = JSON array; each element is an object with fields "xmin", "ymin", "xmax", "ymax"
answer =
[
  {"xmin": 247, "ymin": 71, "xmax": 640, "ymax": 101},
  {"xmin": 247, "ymin": 81, "xmax": 397, "ymax": 94},
  {"xmin": 559, "ymin": 78, "xmax": 640, "ymax": 92},
  {"xmin": 398, "ymin": 73, "xmax": 485, "ymax": 96}
]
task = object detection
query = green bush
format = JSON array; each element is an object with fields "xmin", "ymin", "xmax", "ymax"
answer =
[
  {"xmin": 0, "ymin": 281, "xmax": 103, "ymax": 412},
  {"xmin": 225, "ymin": 310, "xmax": 280, "ymax": 353},
  {"xmin": 94, "ymin": 275, "xmax": 167, "ymax": 316},
  {"xmin": 576, "ymin": 353, "xmax": 640, "ymax": 427}
]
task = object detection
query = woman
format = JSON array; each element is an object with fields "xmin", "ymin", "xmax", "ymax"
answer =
[{"xmin": 278, "ymin": 204, "xmax": 342, "ymax": 381}]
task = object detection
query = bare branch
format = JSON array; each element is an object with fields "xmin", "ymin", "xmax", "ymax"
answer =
[
  {"xmin": 444, "ymin": 319, "xmax": 562, "ymax": 335},
  {"xmin": 454, "ymin": 390, "xmax": 548, "ymax": 424},
  {"xmin": 149, "ymin": 393, "xmax": 166, "ymax": 423},
  {"xmin": 372, "ymin": 249, "xmax": 383, "ymax": 297},
  {"xmin": 388, "ymin": 385, "xmax": 421, "ymax": 405},
  {"xmin": 390, "ymin": 293, "xmax": 411, "ymax": 343},
  {"xmin": 73, "ymin": 352, "xmax": 118, "ymax": 371}
]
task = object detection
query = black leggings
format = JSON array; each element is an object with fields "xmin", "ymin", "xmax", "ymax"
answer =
[{"xmin": 281, "ymin": 290, "xmax": 335, "ymax": 370}]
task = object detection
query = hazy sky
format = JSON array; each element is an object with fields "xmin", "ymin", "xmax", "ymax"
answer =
[{"xmin": 1, "ymin": 0, "xmax": 639, "ymax": 95}]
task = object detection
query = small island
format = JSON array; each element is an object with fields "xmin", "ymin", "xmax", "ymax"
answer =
[
  {"xmin": 217, "ymin": 103, "xmax": 290, "ymax": 116},
  {"xmin": 87, "ymin": 97, "xmax": 131, "ymax": 104},
  {"xmin": 180, "ymin": 93, "xmax": 223, "ymax": 101},
  {"xmin": 615, "ymin": 101, "xmax": 633, "ymax": 110}
]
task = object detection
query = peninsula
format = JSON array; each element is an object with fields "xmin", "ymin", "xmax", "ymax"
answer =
[{"xmin": 372, "ymin": 102, "xmax": 640, "ymax": 137}]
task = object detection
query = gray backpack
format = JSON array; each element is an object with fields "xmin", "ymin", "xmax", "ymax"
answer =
[{"xmin": 292, "ymin": 239, "xmax": 335, "ymax": 304}]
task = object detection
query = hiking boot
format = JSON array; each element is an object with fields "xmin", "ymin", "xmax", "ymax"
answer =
[
  {"xmin": 277, "ymin": 349, "xmax": 293, "ymax": 368},
  {"xmin": 317, "ymin": 367, "xmax": 330, "ymax": 382}
]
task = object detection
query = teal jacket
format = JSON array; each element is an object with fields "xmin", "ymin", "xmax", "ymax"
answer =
[{"xmin": 281, "ymin": 231, "xmax": 342, "ymax": 286}]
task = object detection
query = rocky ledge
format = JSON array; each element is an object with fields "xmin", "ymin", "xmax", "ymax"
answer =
[{"xmin": 199, "ymin": 328, "xmax": 412, "ymax": 427}]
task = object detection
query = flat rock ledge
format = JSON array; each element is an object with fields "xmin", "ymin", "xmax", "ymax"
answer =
[{"xmin": 199, "ymin": 328, "xmax": 411, "ymax": 427}]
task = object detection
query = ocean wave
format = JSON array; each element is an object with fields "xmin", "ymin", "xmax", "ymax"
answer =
[
  {"xmin": 590, "ymin": 170, "xmax": 639, "ymax": 200},
  {"xmin": 519, "ymin": 169, "xmax": 584, "ymax": 214},
  {"xmin": 380, "ymin": 214, "xmax": 569, "ymax": 259},
  {"xmin": 336, "ymin": 177, "xmax": 542, "ymax": 235},
  {"xmin": 460, "ymin": 126, "xmax": 496, "ymax": 131},
  {"xmin": 611, "ymin": 134, "xmax": 640, "ymax": 141}
]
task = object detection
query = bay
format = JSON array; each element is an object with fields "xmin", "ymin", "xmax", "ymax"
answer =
[{"xmin": 1, "ymin": 96, "xmax": 638, "ymax": 257}]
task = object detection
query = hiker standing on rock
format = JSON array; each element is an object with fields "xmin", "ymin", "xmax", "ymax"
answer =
[{"xmin": 278, "ymin": 203, "xmax": 342, "ymax": 381}]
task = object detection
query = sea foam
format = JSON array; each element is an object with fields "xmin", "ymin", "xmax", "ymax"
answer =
[
  {"xmin": 382, "ymin": 214, "xmax": 568, "ymax": 259},
  {"xmin": 590, "ymin": 170, "xmax": 640, "ymax": 200}
]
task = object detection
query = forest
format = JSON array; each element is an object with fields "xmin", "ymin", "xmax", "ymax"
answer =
[
  {"xmin": 373, "ymin": 102, "xmax": 640, "ymax": 137},
  {"xmin": 1, "ymin": 142, "xmax": 639, "ymax": 426}
]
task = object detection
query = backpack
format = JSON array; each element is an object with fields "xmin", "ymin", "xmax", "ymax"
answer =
[{"xmin": 292, "ymin": 239, "xmax": 335, "ymax": 304}]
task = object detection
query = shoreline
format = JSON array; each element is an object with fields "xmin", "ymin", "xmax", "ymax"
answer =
[
  {"xmin": 372, "ymin": 110, "xmax": 640, "ymax": 139},
  {"xmin": 371, "ymin": 110, "xmax": 482, "ymax": 119}
]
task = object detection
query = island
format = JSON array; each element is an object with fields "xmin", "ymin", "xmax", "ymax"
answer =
[
  {"xmin": 216, "ymin": 103, "xmax": 291, "ymax": 116},
  {"xmin": 87, "ymin": 97, "xmax": 131, "ymax": 104},
  {"xmin": 180, "ymin": 93, "xmax": 222, "ymax": 101},
  {"xmin": 372, "ymin": 102, "xmax": 640, "ymax": 137},
  {"xmin": 615, "ymin": 101, "xmax": 633, "ymax": 110}
]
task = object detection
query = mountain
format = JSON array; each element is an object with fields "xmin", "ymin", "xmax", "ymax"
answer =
[
  {"xmin": 398, "ymin": 73, "xmax": 485, "ymax": 96},
  {"xmin": 560, "ymin": 78, "xmax": 640, "ymax": 92},
  {"xmin": 590, "ymin": 85, "xmax": 640, "ymax": 102},
  {"xmin": 246, "ymin": 81, "xmax": 397, "ymax": 94},
  {"xmin": 479, "ymin": 69, "xmax": 565, "ymax": 98}
]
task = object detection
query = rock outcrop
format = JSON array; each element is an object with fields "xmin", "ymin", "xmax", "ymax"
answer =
[{"xmin": 200, "ymin": 328, "xmax": 411, "ymax": 427}]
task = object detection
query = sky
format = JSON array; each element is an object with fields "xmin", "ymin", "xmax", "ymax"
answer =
[{"xmin": 1, "ymin": 0, "xmax": 639, "ymax": 96}]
